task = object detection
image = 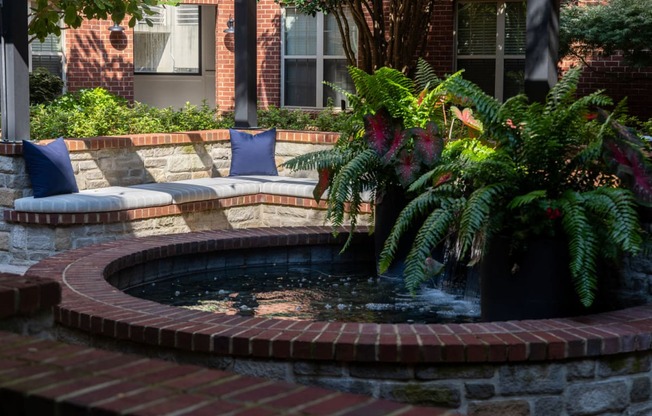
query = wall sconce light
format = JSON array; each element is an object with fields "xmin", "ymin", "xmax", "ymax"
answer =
[
  {"xmin": 223, "ymin": 16, "xmax": 235, "ymax": 34},
  {"xmin": 108, "ymin": 22, "xmax": 125, "ymax": 32}
]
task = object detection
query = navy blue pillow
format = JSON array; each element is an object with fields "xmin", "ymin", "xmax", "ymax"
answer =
[
  {"xmin": 22, "ymin": 138, "xmax": 79, "ymax": 198},
  {"xmin": 229, "ymin": 128, "xmax": 278, "ymax": 176}
]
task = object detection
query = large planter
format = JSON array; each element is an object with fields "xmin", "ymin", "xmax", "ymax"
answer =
[
  {"xmin": 374, "ymin": 185, "xmax": 413, "ymax": 278},
  {"xmin": 480, "ymin": 237, "xmax": 583, "ymax": 321}
]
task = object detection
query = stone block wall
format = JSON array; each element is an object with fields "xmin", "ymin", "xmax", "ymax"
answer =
[{"xmin": 0, "ymin": 130, "xmax": 339, "ymax": 266}]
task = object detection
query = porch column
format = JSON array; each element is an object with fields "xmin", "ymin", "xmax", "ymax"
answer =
[
  {"xmin": 0, "ymin": 0, "xmax": 30, "ymax": 141},
  {"xmin": 233, "ymin": 0, "xmax": 257, "ymax": 128},
  {"xmin": 524, "ymin": 0, "xmax": 560, "ymax": 103}
]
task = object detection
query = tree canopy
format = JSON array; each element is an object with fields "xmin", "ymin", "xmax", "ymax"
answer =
[
  {"xmin": 276, "ymin": 0, "xmax": 437, "ymax": 74},
  {"xmin": 560, "ymin": 0, "xmax": 652, "ymax": 67},
  {"xmin": 28, "ymin": 0, "xmax": 178, "ymax": 42}
]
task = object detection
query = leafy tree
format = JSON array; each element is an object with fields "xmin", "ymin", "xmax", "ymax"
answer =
[
  {"xmin": 28, "ymin": 0, "xmax": 179, "ymax": 42},
  {"xmin": 560, "ymin": 0, "xmax": 652, "ymax": 67},
  {"xmin": 275, "ymin": 0, "xmax": 437, "ymax": 74}
]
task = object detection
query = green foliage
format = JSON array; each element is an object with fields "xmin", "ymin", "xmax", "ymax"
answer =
[
  {"xmin": 380, "ymin": 65, "xmax": 647, "ymax": 307},
  {"xmin": 29, "ymin": 87, "xmax": 350, "ymax": 140},
  {"xmin": 274, "ymin": 0, "xmax": 437, "ymax": 74},
  {"xmin": 29, "ymin": 0, "xmax": 180, "ymax": 42},
  {"xmin": 560, "ymin": 0, "xmax": 652, "ymax": 67},
  {"xmin": 258, "ymin": 105, "xmax": 313, "ymax": 131},
  {"xmin": 282, "ymin": 65, "xmax": 448, "ymax": 248},
  {"xmin": 29, "ymin": 67, "xmax": 64, "ymax": 104}
]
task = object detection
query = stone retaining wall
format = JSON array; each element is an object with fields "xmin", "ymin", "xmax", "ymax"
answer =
[
  {"xmin": 0, "ymin": 130, "xmax": 344, "ymax": 267},
  {"xmin": 28, "ymin": 227, "xmax": 652, "ymax": 416}
]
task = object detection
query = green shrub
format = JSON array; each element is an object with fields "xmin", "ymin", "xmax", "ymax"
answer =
[
  {"xmin": 258, "ymin": 105, "xmax": 313, "ymax": 130},
  {"xmin": 29, "ymin": 87, "xmax": 351, "ymax": 140},
  {"xmin": 29, "ymin": 67, "xmax": 64, "ymax": 105}
]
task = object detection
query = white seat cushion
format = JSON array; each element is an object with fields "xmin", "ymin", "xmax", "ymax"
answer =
[
  {"xmin": 132, "ymin": 177, "xmax": 261, "ymax": 204},
  {"xmin": 14, "ymin": 186, "xmax": 174, "ymax": 213},
  {"xmin": 12, "ymin": 176, "xmax": 327, "ymax": 213}
]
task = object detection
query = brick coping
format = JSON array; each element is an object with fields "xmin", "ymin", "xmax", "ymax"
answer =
[
  {"xmin": 0, "ymin": 249, "xmax": 451, "ymax": 415},
  {"xmin": 0, "ymin": 129, "xmax": 339, "ymax": 155},
  {"xmin": 26, "ymin": 226, "xmax": 652, "ymax": 364}
]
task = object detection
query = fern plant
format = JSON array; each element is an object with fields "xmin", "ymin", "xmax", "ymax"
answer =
[
  {"xmin": 282, "ymin": 66, "xmax": 451, "ymax": 248},
  {"xmin": 380, "ymin": 66, "xmax": 647, "ymax": 308}
]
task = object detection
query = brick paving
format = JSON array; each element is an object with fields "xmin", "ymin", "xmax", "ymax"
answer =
[{"xmin": 0, "ymin": 272, "xmax": 455, "ymax": 416}]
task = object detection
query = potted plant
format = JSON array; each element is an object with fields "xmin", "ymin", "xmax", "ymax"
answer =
[
  {"xmin": 379, "ymin": 66, "xmax": 651, "ymax": 320},
  {"xmin": 282, "ymin": 65, "xmax": 448, "ymax": 271}
]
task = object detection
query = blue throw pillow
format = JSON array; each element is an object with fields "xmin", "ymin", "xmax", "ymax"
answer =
[
  {"xmin": 22, "ymin": 138, "xmax": 79, "ymax": 198},
  {"xmin": 229, "ymin": 128, "xmax": 278, "ymax": 176}
]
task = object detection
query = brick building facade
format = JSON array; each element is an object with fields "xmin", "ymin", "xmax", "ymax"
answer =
[{"xmin": 56, "ymin": 0, "xmax": 652, "ymax": 119}]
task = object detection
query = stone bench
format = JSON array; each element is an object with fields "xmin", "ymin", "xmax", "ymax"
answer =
[
  {"xmin": 7, "ymin": 175, "xmax": 320, "ymax": 221},
  {"xmin": 0, "ymin": 130, "xmax": 372, "ymax": 267},
  {"xmin": 4, "ymin": 175, "xmax": 356, "ymax": 263}
]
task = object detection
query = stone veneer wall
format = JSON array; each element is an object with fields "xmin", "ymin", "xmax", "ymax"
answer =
[
  {"xmin": 0, "ymin": 130, "xmax": 339, "ymax": 267},
  {"xmin": 28, "ymin": 227, "xmax": 652, "ymax": 416}
]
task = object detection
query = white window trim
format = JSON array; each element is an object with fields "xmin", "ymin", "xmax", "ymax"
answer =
[
  {"xmin": 455, "ymin": 0, "xmax": 526, "ymax": 101},
  {"xmin": 134, "ymin": 5, "xmax": 202, "ymax": 75},
  {"xmin": 280, "ymin": 8, "xmax": 350, "ymax": 109},
  {"xmin": 29, "ymin": 33, "xmax": 67, "ymax": 88}
]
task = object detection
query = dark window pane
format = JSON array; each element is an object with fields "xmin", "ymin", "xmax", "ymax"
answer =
[
  {"xmin": 285, "ymin": 59, "xmax": 316, "ymax": 106},
  {"xmin": 457, "ymin": 3, "xmax": 497, "ymax": 55},
  {"xmin": 32, "ymin": 56, "xmax": 63, "ymax": 79},
  {"xmin": 457, "ymin": 59, "xmax": 496, "ymax": 96},
  {"xmin": 323, "ymin": 59, "xmax": 353, "ymax": 108},
  {"xmin": 503, "ymin": 59, "xmax": 525, "ymax": 100},
  {"xmin": 505, "ymin": 1, "xmax": 526, "ymax": 55},
  {"xmin": 284, "ymin": 9, "xmax": 316, "ymax": 56}
]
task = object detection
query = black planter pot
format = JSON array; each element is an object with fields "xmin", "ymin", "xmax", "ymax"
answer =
[
  {"xmin": 480, "ymin": 237, "xmax": 583, "ymax": 321},
  {"xmin": 374, "ymin": 185, "xmax": 414, "ymax": 278}
]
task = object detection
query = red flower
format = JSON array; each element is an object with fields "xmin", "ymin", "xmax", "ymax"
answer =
[{"xmin": 545, "ymin": 207, "xmax": 562, "ymax": 220}]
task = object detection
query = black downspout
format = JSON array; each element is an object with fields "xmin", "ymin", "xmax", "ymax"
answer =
[
  {"xmin": 0, "ymin": 0, "xmax": 30, "ymax": 141},
  {"xmin": 233, "ymin": 0, "xmax": 258, "ymax": 128},
  {"xmin": 524, "ymin": 0, "xmax": 561, "ymax": 103}
]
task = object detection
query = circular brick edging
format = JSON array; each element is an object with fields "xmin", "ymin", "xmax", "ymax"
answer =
[{"xmin": 25, "ymin": 226, "xmax": 652, "ymax": 364}]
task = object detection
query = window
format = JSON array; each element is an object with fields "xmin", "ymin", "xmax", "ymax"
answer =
[
  {"xmin": 31, "ymin": 33, "xmax": 64, "ymax": 79},
  {"xmin": 134, "ymin": 5, "xmax": 201, "ymax": 74},
  {"xmin": 456, "ymin": 1, "xmax": 526, "ymax": 101},
  {"xmin": 282, "ymin": 8, "xmax": 357, "ymax": 108}
]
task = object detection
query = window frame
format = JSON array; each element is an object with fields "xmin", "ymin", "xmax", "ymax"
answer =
[
  {"xmin": 134, "ymin": 5, "xmax": 203, "ymax": 76},
  {"xmin": 280, "ymin": 8, "xmax": 355, "ymax": 109},
  {"xmin": 455, "ymin": 0, "xmax": 526, "ymax": 101}
]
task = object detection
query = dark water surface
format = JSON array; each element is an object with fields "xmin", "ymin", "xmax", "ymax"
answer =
[{"xmin": 126, "ymin": 263, "xmax": 480, "ymax": 324}]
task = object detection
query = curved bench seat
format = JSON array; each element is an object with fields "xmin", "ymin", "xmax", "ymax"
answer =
[{"xmin": 12, "ymin": 175, "xmax": 320, "ymax": 214}]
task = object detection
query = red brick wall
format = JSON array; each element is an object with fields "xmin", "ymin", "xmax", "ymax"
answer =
[
  {"xmin": 62, "ymin": 0, "xmax": 651, "ymax": 120},
  {"xmin": 421, "ymin": 1, "xmax": 456, "ymax": 77},
  {"xmin": 560, "ymin": 0, "xmax": 652, "ymax": 119},
  {"xmin": 215, "ymin": 0, "xmax": 281, "ymax": 112},
  {"xmin": 64, "ymin": 18, "xmax": 134, "ymax": 101}
]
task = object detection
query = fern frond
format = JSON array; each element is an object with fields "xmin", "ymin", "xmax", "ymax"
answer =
[
  {"xmin": 281, "ymin": 148, "xmax": 353, "ymax": 172},
  {"xmin": 507, "ymin": 190, "xmax": 547, "ymax": 209},
  {"xmin": 402, "ymin": 204, "xmax": 461, "ymax": 293},
  {"xmin": 545, "ymin": 66, "xmax": 582, "ymax": 113},
  {"xmin": 325, "ymin": 148, "xmax": 379, "ymax": 227},
  {"xmin": 457, "ymin": 183, "xmax": 510, "ymax": 259},
  {"xmin": 378, "ymin": 191, "xmax": 456, "ymax": 273},
  {"xmin": 414, "ymin": 57, "xmax": 442, "ymax": 91},
  {"xmin": 585, "ymin": 188, "xmax": 642, "ymax": 254},
  {"xmin": 559, "ymin": 190, "xmax": 599, "ymax": 307}
]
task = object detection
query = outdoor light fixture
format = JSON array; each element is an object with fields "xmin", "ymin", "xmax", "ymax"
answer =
[
  {"xmin": 223, "ymin": 16, "xmax": 235, "ymax": 34},
  {"xmin": 108, "ymin": 22, "xmax": 125, "ymax": 32}
]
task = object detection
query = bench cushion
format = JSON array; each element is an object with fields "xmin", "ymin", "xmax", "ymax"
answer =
[
  {"xmin": 132, "ymin": 177, "xmax": 261, "ymax": 204},
  {"xmin": 13, "ymin": 176, "xmax": 321, "ymax": 214},
  {"xmin": 14, "ymin": 186, "xmax": 174, "ymax": 213}
]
